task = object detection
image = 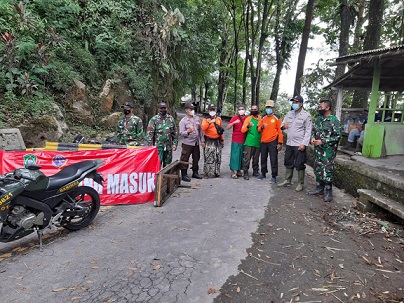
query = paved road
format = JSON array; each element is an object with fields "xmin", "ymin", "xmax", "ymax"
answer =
[
  {"xmin": 1, "ymin": 117, "xmax": 403, "ymax": 303},
  {"xmin": 0, "ymin": 118, "xmax": 271, "ymax": 303}
]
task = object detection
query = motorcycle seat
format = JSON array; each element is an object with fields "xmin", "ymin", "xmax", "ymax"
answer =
[{"xmin": 46, "ymin": 160, "xmax": 97, "ymax": 190}]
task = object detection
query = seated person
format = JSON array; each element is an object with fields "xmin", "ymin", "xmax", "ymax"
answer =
[
  {"xmin": 347, "ymin": 124, "xmax": 363, "ymax": 149},
  {"xmin": 354, "ymin": 131, "xmax": 365, "ymax": 155}
]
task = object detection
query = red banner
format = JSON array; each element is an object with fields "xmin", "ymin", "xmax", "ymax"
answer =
[{"xmin": 0, "ymin": 147, "xmax": 161, "ymax": 205}]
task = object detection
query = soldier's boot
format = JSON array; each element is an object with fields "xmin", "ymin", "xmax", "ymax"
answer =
[
  {"xmin": 181, "ymin": 169, "xmax": 191, "ymax": 182},
  {"xmin": 295, "ymin": 170, "xmax": 305, "ymax": 192},
  {"xmin": 278, "ymin": 169, "xmax": 293, "ymax": 187},
  {"xmin": 308, "ymin": 181, "xmax": 325, "ymax": 195},
  {"xmin": 323, "ymin": 183, "xmax": 333, "ymax": 202},
  {"xmin": 192, "ymin": 170, "xmax": 202, "ymax": 179},
  {"xmin": 243, "ymin": 170, "xmax": 249, "ymax": 180}
]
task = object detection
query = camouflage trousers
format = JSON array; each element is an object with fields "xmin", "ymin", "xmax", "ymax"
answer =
[
  {"xmin": 157, "ymin": 144, "xmax": 173, "ymax": 168},
  {"xmin": 313, "ymin": 146, "xmax": 337, "ymax": 184}
]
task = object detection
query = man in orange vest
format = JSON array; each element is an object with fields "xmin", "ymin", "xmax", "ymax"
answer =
[{"xmin": 257, "ymin": 100, "xmax": 283, "ymax": 184}]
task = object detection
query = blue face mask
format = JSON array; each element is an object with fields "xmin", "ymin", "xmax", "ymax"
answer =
[
  {"xmin": 266, "ymin": 108, "xmax": 273, "ymax": 115},
  {"xmin": 292, "ymin": 103, "xmax": 300, "ymax": 111}
]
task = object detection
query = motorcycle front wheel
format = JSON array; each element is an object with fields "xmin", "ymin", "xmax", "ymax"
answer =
[{"xmin": 63, "ymin": 186, "xmax": 100, "ymax": 231}]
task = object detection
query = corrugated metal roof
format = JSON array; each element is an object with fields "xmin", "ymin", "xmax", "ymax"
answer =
[{"xmin": 335, "ymin": 45, "xmax": 404, "ymax": 63}]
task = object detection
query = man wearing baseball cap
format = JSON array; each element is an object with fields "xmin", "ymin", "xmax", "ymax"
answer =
[
  {"xmin": 257, "ymin": 100, "xmax": 283, "ymax": 183},
  {"xmin": 277, "ymin": 95, "xmax": 312, "ymax": 192},
  {"xmin": 178, "ymin": 102, "xmax": 205, "ymax": 181},
  {"xmin": 116, "ymin": 101, "xmax": 144, "ymax": 145}
]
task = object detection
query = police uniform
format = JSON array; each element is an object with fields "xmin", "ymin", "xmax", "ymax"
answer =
[{"xmin": 278, "ymin": 96, "xmax": 312, "ymax": 191}]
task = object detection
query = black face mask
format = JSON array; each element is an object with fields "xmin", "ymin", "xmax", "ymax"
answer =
[
  {"xmin": 318, "ymin": 109, "xmax": 326, "ymax": 116},
  {"xmin": 251, "ymin": 110, "xmax": 259, "ymax": 116},
  {"xmin": 123, "ymin": 109, "xmax": 131, "ymax": 115},
  {"xmin": 159, "ymin": 110, "xmax": 167, "ymax": 116}
]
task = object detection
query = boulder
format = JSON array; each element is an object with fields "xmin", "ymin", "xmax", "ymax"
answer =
[
  {"xmin": 100, "ymin": 112, "xmax": 121, "ymax": 129},
  {"xmin": 65, "ymin": 79, "xmax": 94, "ymax": 126},
  {"xmin": 18, "ymin": 115, "xmax": 65, "ymax": 148},
  {"xmin": 99, "ymin": 79, "xmax": 115, "ymax": 114}
]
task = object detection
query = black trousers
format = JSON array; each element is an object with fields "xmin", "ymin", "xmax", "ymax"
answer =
[
  {"xmin": 284, "ymin": 145, "xmax": 307, "ymax": 171},
  {"xmin": 180, "ymin": 143, "xmax": 201, "ymax": 171},
  {"xmin": 243, "ymin": 145, "xmax": 260, "ymax": 174},
  {"xmin": 260, "ymin": 140, "xmax": 279, "ymax": 177}
]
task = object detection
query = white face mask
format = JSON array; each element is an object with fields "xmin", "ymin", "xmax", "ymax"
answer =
[
  {"xmin": 238, "ymin": 110, "xmax": 245, "ymax": 115},
  {"xmin": 209, "ymin": 111, "xmax": 216, "ymax": 117},
  {"xmin": 189, "ymin": 110, "xmax": 195, "ymax": 116}
]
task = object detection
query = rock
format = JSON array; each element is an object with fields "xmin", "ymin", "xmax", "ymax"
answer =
[
  {"xmin": 65, "ymin": 79, "xmax": 94, "ymax": 126},
  {"xmin": 100, "ymin": 112, "xmax": 121, "ymax": 129},
  {"xmin": 18, "ymin": 115, "xmax": 63, "ymax": 148},
  {"xmin": 99, "ymin": 79, "xmax": 115, "ymax": 114}
]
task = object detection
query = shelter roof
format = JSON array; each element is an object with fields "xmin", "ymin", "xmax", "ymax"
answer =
[{"xmin": 325, "ymin": 45, "xmax": 404, "ymax": 91}]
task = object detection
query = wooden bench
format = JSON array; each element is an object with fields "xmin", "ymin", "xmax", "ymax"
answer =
[
  {"xmin": 154, "ymin": 160, "xmax": 190, "ymax": 207},
  {"xmin": 357, "ymin": 189, "xmax": 404, "ymax": 221}
]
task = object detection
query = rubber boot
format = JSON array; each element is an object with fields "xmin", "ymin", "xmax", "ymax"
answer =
[
  {"xmin": 192, "ymin": 170, "xmax": 202, "ymax": 179},
  {"xmin": 323, "ymin": 183, "xmax": 333, "ymax": 202},
  {"xmin": 295, "ymin": 170, "xmax": 305, "ymax": 192},
  {"xmin": 308, "ymin": 181, "xmax": 325, "ymax": 195},
  {"xmin": 181, "ymin": 169, "xmax": 191, "ymax": 182},
  {"xmin": 277, "ymin": 168, "xmax": 293, "ymax": 187}
]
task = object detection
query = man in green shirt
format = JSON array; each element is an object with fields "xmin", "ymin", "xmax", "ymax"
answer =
[{"xmin": 241, "ymin": 105, "xmax": 261, "ymax": 180}]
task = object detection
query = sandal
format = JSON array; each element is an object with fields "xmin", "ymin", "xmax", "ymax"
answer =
[
  {"xmin": 236, "ymin": 171, "xmax": 243, "ymax": 177},
  {"xmin": 231, "ymin": 173, "xmax": 238, "ymax": 179}
]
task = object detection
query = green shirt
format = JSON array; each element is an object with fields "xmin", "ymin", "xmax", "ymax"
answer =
[{"xmin": 244, "ymin": 117, "xmax": 261, "ymax": 147}]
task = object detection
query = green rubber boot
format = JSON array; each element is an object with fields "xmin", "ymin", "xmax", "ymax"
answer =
[
  {"xmin": 277, "ymin": 168, "xmax": 293, "ymax": 187},
  {"xmin": 295, "ymin": 170, "xmax": 305, "ymax": 192}
]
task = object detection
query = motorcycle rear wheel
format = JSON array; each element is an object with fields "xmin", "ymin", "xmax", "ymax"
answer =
[{"xmin": 63, "ymin": 186, "xmax": 100, "ymax": 231}]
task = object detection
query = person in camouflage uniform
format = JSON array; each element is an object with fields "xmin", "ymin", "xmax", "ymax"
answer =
[
  {"xmin": 308, "ymin": 100, "xmax": 341, "ymax": 202},
  {"xmin": 116, "ymin": 102, "xmax": 144, "ymax": 145},
  {"xmin": 146, "ymin": 102, "xmax": 178, "ymax": 167}
]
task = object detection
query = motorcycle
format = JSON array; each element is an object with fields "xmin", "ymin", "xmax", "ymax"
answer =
[{"xmin": 0, "ymin": 160, "xmax": 104, "ymax": 250}]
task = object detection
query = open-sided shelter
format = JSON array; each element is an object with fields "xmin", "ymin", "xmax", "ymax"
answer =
[{"xmin": 325, "ymin": 45, "xmax": 404, "ymax": 158}]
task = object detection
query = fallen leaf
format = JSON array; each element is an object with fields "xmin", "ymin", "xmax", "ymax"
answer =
[
  {"xmin": 152, "ymin": 264, "xmax": 161, "ymax": 270},
  {"xmin": 53, "ymin": 288, "xmax": 68, "ymax": 292},
  {"xmin": 0, "ymin": 253, "xmax": 12, "ymax": 259},
  {"xmin": 86, "ymin": 280, "xmax": 93, "ymax": 284},
  {"xmin": 130, "ymin": 260, "xmax": 136, "ymax": 264},
  {"xmin": 91, "ymin": 266, "xmax": 100, "ymax": 269},
  {"xmin": 207, "ymin": 287, "xmax": 220, "ymax": 294},
  {"xmin": 236, "ymin": 286, "xmax": 240, "ymax": 293},
  {"xmin": 71, "ymin": 297, "xmax": 82, "ymax": 301}
]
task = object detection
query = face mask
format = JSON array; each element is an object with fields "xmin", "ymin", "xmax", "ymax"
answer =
[
  {"xmin": 189, "ymin": 110, "xmax": 195, "ymax": 116},
  {"xmin": 159, "ymin": 110, "xmax": 167, "ymax": 116},
  {"xmin": 123, "ymin": 109, "xmax": 131, "ymax": 115},
  {"xmin": 266, "ymin": 108, "xmax": 273, "ymax": 115},
  {"xmin": 251, "ymin": 110, "xmax": 259, "ymax": 116},
  {"xmin": 318, "ymin": 109, "xmax": 326, "ymax": 116},
  {"xmin": 292, "ymin": 104, "xmax": 300, "ymax": 111},
  {"xmin": 238, "ymin": 110, "xmax": 245, "ymax": 115},
  {"xmin": 209, "ymin": 111, "xmax": 216, "ymax": 117}
]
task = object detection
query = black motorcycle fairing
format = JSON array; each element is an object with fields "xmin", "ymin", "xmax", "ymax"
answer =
[{"xmin": 46, "ymin": 160, "xmax": 98, "ymax": 190}]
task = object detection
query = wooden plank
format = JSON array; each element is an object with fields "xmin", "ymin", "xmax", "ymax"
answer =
[{"xmin": 154, "ymin": 160, "xmax": 184, "ymax": 207}]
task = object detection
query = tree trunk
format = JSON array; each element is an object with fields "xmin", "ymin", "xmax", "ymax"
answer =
[
  {"xmin": 293, "ymin": 0, "xmax": 315, "ymax": 97},
  {"xmin": 351, "ymin": 0, "xmax": 384, "ymax": 108}
]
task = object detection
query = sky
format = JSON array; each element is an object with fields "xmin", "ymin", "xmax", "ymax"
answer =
[{"xmin": 279, "ymin": 34, "xmax": 338, "ymax": 97}]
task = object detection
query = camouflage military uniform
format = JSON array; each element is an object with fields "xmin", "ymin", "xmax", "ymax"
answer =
[
  {"xmin": 116, "ymin": 114, "xmax": 144, "ymax": 145},
  {"xmin": 146, "ymin": 113, "xmax": 178, "ymax": 167},
  {"xmin": 311, "ymin": 115, "xmax": 341, "ymax": 183}
]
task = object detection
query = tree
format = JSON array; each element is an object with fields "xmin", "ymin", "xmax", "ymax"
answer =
[{"xmin": 293, "ymin": 0, "xmax": 315, "ymax": 97}]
